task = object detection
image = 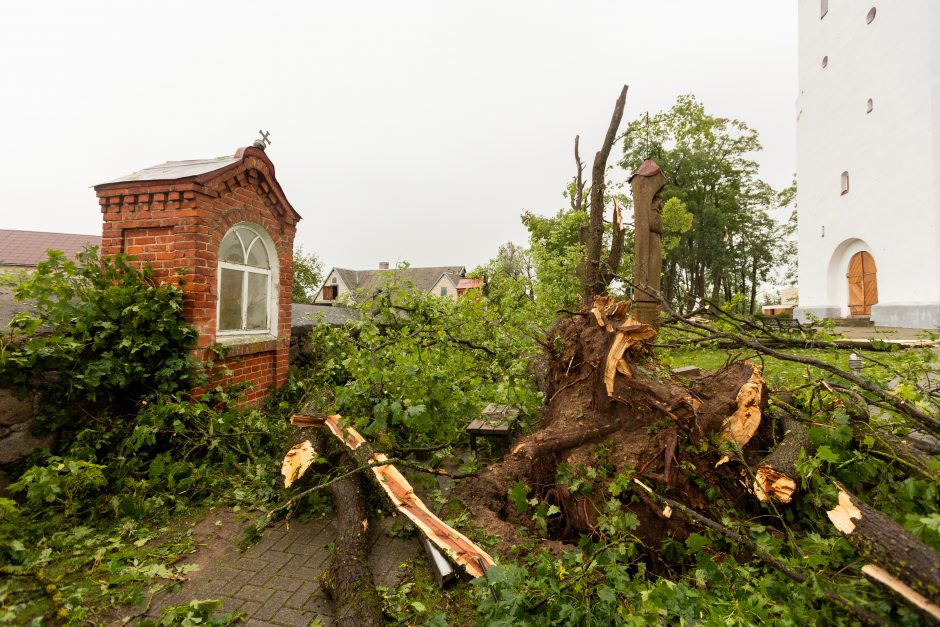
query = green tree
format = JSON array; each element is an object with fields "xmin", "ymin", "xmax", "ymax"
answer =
[
  {"xmin": 621, "ymin": 95, "xmax": 784, "ymax": 313},
  {"xmin": 521, "ymin": 208, "xmax": 587, "ymax": 320},
  {"xmin": 292, "ymin": 246, "xmax": 324, "ymax": 304}
]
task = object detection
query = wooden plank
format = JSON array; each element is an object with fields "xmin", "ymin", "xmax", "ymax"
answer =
[{"xmin": 321, "ymin": 415, "xmax": 497, "ymax": 579}]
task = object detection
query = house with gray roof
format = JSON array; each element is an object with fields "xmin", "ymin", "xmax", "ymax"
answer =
[{"xmin": 314, "ymin": 262, "xmax": 466, "ymax": 304}]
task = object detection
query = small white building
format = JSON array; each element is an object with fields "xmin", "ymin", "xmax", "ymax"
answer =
[
  {"xmin": 314, "ymin": 263, "xmax": 466, "ymax": 304},
  {"xmin": 794, "ymin": 1, "xmax": 940, "ymax": 328}
]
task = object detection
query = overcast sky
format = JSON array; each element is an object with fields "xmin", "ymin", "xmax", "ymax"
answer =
[{"xmin": 1, "ymin": 1, "xmax": 796, "ymax": 272}]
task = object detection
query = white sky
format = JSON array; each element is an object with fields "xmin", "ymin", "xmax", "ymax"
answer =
[{"xmin": 0, "ymin": 1, "xmax": 796, "ymax": 272}]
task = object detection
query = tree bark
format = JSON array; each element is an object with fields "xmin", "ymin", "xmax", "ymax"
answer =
[
  {"xmin": 291, "ymin": 410, "xmax": 384, "ymax": 627},
  {"xmin": 827, "ymin": 485, "xmax": 940, "ymax": 605},
  {"xmin": 582, "ymin": 85, "xmax": 628, "ymax": 303},
  {"xmin": 321, "ymin": 452, "xmax": 384, "ymax": 627},
  {"xmin": 753, "ymin": 413, "xmax": 813, "ymax": 503},
  {"xmin": 510, "ymin": 423, "xmax": 621, "ymax": 460},
  {"xmin": 604, "ymin": 197, "xmax": 626, "ymax": 284}
]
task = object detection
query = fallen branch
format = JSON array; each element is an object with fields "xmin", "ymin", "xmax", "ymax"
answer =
[
  {"xmin": 753, "ymin": 412, "xmax": 813, "ymax": 504},
  {"xmin": 637, "ymin": 480, "xmax": 890, "ymax": 626},
  {"xmin": 827, "ymin": 484, "xmax": 940, "ymax": 611},
  {"xmin": 625, "ymin": 278, "xmax": 940, "ymax": 438},
  {"xmin": 294, "ymin": 413, "xmax": 496, "ymax": 579}
]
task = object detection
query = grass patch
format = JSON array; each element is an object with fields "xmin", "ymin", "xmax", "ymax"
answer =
[{"xmin": 0, "ymin": 505, "xmax": 213, "ymax": 624}]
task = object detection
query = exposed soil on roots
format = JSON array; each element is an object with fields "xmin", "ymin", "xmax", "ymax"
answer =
[{"xmin": 460, "ymin": 299, "xmax": 770, "ymax": 564}]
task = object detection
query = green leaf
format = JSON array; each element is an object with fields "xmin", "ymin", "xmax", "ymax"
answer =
[{"xmin": 508, "ymin": 482, "xmax": 530, "ymax": 513}]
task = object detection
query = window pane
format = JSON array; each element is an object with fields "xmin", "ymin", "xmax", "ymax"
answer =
[
  {"xmin": 246, "ymin": 237, "xmax": 269, "ymax": 269},
  {"xmin": 220, "ymin": 231, "xmax": 244, "ymax": 264},
  {"xmin": 246, "ymin": 272, "xmax": 268, "ymax": 330},
  {"xmin": 219, "ymin": 268, "xmax": 243, "ymax": 330}
]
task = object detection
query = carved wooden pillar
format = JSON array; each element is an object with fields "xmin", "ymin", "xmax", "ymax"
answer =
[{"xmin": 630, "ymin": 159, "xmax": 666, "ymax": 326}]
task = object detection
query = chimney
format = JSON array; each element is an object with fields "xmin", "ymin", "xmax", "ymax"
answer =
[{"xmin": 379, "ymin": 261, "xmax": 389, "ymax": 270}]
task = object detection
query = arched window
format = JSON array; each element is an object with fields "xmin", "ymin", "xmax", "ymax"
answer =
[
  {"xmin": 218, "ymin": 223, "xmax": 277, "ymax": 334},
  {"xmin": 841, "ymin": 171, "xmax": 850, "ymax": 195},
  {"xmin": 866, "ymin": 98, "xmax": 874, "ymax": 113},
  {"xmin": 866, "ymin": 7, "xmax": 876, "ymax": 24}
]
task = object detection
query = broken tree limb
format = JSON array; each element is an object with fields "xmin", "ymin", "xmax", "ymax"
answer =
[
  {"xmin": 753, "ymin": 412, "xmax": 813, "ymax": 504},
  {"xmin": 637, "ymin": 481, "xmax": 891, "ymax": 627},
  {"xmin": 281, "ymin": 440, "xmax": 317, "ymax": 488},
  {"xmin": 294, "ymin": 414, "xmax": 496, "ymax": 579},
  {"xmin": 861, "ymin": 564, "xmax": 940, "ymax": 623},
  {"xmin": 624, "ymin": 278, "xmax": 940, "ymax": 438},
  {"xmin": 827, "ymin": 485, "xmax": 940, "ymax": 604},
  {"xmin": 603, "ymin": 314, "xmax": 657, "ymax": 397},
  {"xmin": 582, "ymin": 85, "xmax": 629, "ymax": 302},
  {"xmin": 717, "ymin": 364, "xmax": 765, "ymax": 453},
  {"xmin": 830, "ymin": 394, "xmax": 940, "ymax": 484},
  {"xmin": 510, "ymin": 423, "xmax": 620, "ymax": 460}
]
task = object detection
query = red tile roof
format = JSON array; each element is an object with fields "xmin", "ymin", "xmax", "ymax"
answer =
[
  {"xmin": 0, "ymin": 229, "xmax": 101, "ymax": 267},
  {"xmin": 457, "ymin": 277, "xmax": 483, "ymax": 291}
]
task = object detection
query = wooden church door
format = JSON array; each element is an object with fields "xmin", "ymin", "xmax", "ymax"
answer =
[{"xmin": 847, "ymin": 251, "xmax": 878, "ymax": 316}]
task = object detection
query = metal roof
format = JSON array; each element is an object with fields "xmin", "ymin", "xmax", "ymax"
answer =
[
  {"xmin": 333, "ymin": 266, "xmax": 465, "ymax": 294},
  {"xmin": 100, "ymin": 155, "xmax": 240, "ymax": 184},
  {"xmin": 0, "ymin": 229, "xmax": 101, "ymax": 267},
  {"xmin": 292, "ymin": 304, "xmax": 356, "ymax": 327}
]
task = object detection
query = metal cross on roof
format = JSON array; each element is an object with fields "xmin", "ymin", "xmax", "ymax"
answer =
[{"xmin": 257, "ymin": 129, "xmax": 271, "ymax": 147}]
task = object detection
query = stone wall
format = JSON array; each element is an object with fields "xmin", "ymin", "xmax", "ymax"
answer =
[{"xmin": 0, "ymin": 389, "xmax": 53, "ymax": 489}]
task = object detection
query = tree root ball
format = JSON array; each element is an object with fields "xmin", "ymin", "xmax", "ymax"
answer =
[{"xmin": 459, "ymin": 300, "xmax": 771, "ymax": 562}]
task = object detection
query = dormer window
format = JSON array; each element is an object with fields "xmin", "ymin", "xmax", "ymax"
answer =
[{"xmin": 218, "ymin": 223, "xmax": 277, "ymax": 334}]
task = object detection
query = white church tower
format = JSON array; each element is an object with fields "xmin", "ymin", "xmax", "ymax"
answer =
[{"xmin": 795, "ymin": 1, "xmax": 940, "ymax": 328}]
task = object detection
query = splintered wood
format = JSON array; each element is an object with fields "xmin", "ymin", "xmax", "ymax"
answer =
[
  {"xmin": 752, "ymin": 413, "xmax": 811, "ymax": 504},
  {"xmin": 281, "ymin": 440, "xmax": 317, "ymax": 488},
  {"xmin": 592, "ymin": 296, "xmax": 656, "ymax": 397},
  {"xmin": 291, "ymin": 414, "xmax": 496, "ymax": 579},
  {"xmin": 827, "ymin": 484, "xmax": 940, "ymax": 621},
  {"xmin": 715, "ymin": 365, "xmax": 765, "ymax": 467}
]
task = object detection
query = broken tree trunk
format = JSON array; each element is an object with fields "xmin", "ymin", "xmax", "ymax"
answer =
[
  {"xmin": 582, "ymin": 85, "xmax": 629, "ymax": 303},
  {"xmin": 292, "ymin": 413, "xmax": 496, "ymax": 579},
  {"xmin": 827, "ymin": 485, "xmax": 940, "ymax": 620},
  {"xmin": 284, "ymin": 424, "xmax": 384, "ymax": 627},
  {"xmin": 753, "ymin": 412, "xmax": 813, "ymax": 504},
  {"xmin": 322, "ymin": 451, "xmax": 384, "ymax": 627}
]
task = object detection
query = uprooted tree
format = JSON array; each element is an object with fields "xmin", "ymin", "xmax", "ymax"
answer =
[
  {"xmin": 273, "ymin": 86, "xmax": 939, "ymax": 625},
  {"xmin": 459, "ymin": 86, "xmax": 939, "ymax": 623}
]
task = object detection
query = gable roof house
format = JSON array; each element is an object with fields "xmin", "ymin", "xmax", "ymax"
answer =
[
  {"xmin": 0, "ymin": 229, "xmax": 102, "ymax": 271},
  {"xmin": 314, "ymin": 263, "xmax": 467, "ymax": 304}
]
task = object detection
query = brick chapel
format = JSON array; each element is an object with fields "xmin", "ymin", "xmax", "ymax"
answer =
[{"xmin": 94, "ymin": 143, "xmax": 301, "ymax": 404}]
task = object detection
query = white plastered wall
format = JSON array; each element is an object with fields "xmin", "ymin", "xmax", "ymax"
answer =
[{"xmin": 795, "ymin": 0, "xmax": 940, "ymax": 327}]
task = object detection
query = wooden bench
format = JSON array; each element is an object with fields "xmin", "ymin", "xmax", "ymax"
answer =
[
  {"xmin": 758, "ymin": 317, "xmax": 816, "ymax": 335},
  {"xmin": 467, "ymin": 404, "xmax": 519, "ymax": 458}
]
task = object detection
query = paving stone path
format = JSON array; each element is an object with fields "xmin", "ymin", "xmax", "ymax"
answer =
[{"xmin": 135, "ymin": 513, "xmax": 418, "ymax": 626}]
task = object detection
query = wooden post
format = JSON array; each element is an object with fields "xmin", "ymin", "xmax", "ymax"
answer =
[{"xmin": 630, "ymin": 159, "xmax": 666, "ymax": 326}]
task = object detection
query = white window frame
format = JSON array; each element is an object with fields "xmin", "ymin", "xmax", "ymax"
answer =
[{"xmin": 216, "ymin": 223, "xmax": 279, "ymax": 338}]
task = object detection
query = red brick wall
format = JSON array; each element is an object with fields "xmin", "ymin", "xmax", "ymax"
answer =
[{"xmin": 96, "ymin": 149, "xmax": 298, "ymax": 404}]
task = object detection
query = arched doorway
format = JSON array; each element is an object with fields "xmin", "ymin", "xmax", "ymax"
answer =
[{"xmin": 847, "ymin": 251, "xmax": 878, "ymax": 316}]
